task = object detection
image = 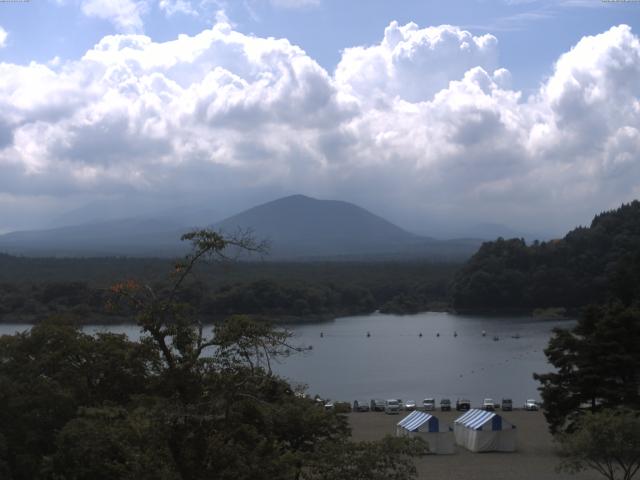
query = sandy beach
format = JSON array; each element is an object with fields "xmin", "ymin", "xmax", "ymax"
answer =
[{"xmin": 348, "ymin": 410, "xmax": 601, "ymax": 480}]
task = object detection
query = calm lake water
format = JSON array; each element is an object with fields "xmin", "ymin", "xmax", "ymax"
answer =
[{"xmin": 0, "ymin": 311, "xmax": 572, "ymax": 407}]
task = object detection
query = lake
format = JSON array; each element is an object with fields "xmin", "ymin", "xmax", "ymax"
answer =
[{"xmin": 0, "ymin": 311, "xmax": 572, "ymax": 408}]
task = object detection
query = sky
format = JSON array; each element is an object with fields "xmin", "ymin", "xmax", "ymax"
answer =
[{"xmin": 0, "ymin": 0, "xmax": 639, "ymax": 237}]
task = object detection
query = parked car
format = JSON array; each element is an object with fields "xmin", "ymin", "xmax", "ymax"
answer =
[
  {"xmin": 525, "ymin": 399, "xmax": 539, "ymax": 411},
  {"xmin": 456, "ymin": 398, "xmax": 471, "ymax": 411},
  {"xmin": 404, "ymin": 400, "xmax": 416, "ymax": 411},
  {"xmin": 482, "ymin": 398, "xmax": 495, "ymax": 411},
  {"xmin": 422, "ymin": 397, "xmax": 436, "ymax": 411},
  {"xmin": 440, "ymin": 398, "xmax": 451, "ymax": 411},
  {"xmin": 324, "ymin": 401, "xmax": 334, "ymax": 411},
  {"xmin": 501, "ymin": 398, "xmax": 513, "ymax": 411},
  {"xmin": 353, "ymin": 400, "xmax": 370, "ymax": 412},
  {"xmin": 385, "ymin": 399, "xmax": 401, "ymax": 415},
  {"xmin": 370, "ymin": 399, "xmax": 386, "ymax": 412}
]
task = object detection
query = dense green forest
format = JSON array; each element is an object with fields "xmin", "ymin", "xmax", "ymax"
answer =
[
  {"xmin": 0, "ymin": 255, "xmax": 457, "ymax": 323},
  {"xmin": 451, "ymin": 201, "xmax": 640, "ymax": 312}
]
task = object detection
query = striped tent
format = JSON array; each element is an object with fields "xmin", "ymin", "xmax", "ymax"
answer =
[
  {"xmin": 454, "ymin": 409, "xmax": 517, "ymax": 452},
  {"xmin": 396, "ymin": 411, "xmax": 454, "ymax": 454}
]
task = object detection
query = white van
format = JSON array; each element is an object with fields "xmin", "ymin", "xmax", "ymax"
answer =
[
  {"xmin": 423, "ymin": 397, "xmax": 436, "ymax": 411},
  {"xmin": 384, "ymin": 399, "xmax": 401, "ymax": 414}
]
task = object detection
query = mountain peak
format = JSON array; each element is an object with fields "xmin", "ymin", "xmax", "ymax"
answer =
[
  {"xmin": 278, "ymin": 194, "xmax": 315, "ymax": 202},
  {"xmin": 214, "ymin": 195, "xmax": 420, "ymax": 258}
]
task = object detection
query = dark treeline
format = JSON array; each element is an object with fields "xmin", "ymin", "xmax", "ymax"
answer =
[
  {"xmin": 0, "ymin": 255, "xmax": 458, "ymax": 323},
  {"xmin": 451, "ymin": 201, "xmax": 640, "ymax": 312}
]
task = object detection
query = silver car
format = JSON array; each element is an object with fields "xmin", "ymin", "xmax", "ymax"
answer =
[
  {"xmin": 525, "ymin": 399, "xmax": 539, "ymax": 411},
  {"xmin": 404, "ymin": 400, "xmax": 416, "ymax": 411}
]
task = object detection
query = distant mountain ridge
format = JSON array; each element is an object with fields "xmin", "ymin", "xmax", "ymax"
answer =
[
  {"xmin": 0, "ymin": 194, "xmax": 482, "ymax": 260},
  {"xmin": 0, "ymin": 218, "xmax": 189, "ymax": 257}
]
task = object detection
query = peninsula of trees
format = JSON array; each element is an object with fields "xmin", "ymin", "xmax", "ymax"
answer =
[{"xmin": 452, "ymin": 201, "xmax": 640, "ymax": 312}]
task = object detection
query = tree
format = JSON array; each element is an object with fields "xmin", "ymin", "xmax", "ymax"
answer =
[
  {"xmin": 46, "ymin": 406, "xmax": 179, "ymax": 480},
  {"xmin": 534, "ymin": 304, "xmax": 640, "ymax": 433},
  {"xmin": 557, "ymin": 409, "xmax": 640, "ymax": 480},
  {"xmin": 0, "ymin": 317, "xmax": 155, "ymax": 480},
  {"xmin": 103, "ymin": 230, "xmax": 350, "ymax": 480},
  {"xmin": 302, "ymin": 436, "xmax": 429, "ymax": 480},
  {"xmin": 0, "ymin": 229, "xmax": 428, "ymax": 480}
]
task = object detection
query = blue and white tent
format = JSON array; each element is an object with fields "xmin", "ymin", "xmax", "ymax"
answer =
[
  {"xmin": 454, "ymin": 409, "xmax": 517, "ymax": 452},
  {"xmin": 396, "ymin": 411, "xmax": 454, "ymax": 454}
]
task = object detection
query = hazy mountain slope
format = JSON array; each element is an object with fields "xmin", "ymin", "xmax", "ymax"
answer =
[
  {"xmin": 463, "ymin": 223, "xmax": 539, "ymax": 242},
  {"xmin": 214, "ymin": 195, "xmax": 478, "ymax": 259},
  {"xmin": 0, "ymin": 218, "xmax": 189, "ymax": 257},
  {"xmin": 214, "ymin": 195, "xmax": 419, "ymax": 256},
  {"xmin": 0, "ymin": 194, "xmax": 481, "ymax": 259}
]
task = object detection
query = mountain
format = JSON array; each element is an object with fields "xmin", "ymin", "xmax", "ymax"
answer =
[
  {"xmin": 0, "ymin": 218, "xmax": 189, "ymax": 257},
  {"xmin": 214, "ymin": 195, "xmax": 418, "ymax": 257},
  {"xmin": 0, "ymin": 194, "xmax": 482, "ymax": 260},
  {"xmin": 451, "ymin": 200, "xmax": 640, "ymax": 311},
  {"xmin": 213, "ymin": 195, "xmax": 480, "ymax": 260},
  {"xmin": 462, "ymin": 222, "xmax": 541, "ymax": 242}
]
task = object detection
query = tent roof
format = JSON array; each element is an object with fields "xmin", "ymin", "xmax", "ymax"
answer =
[
  {"xmin": 397, "ymin": 411, "xmax": 435, "ymax": 432},
  {"xmin": 454, "ymin": 409, "xmax": 506, "ymax": 430}
]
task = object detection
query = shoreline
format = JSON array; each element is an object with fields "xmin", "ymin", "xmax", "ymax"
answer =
[{"xmin": 0, "ymin": 307, "xmax": 576, "ymax": 326}]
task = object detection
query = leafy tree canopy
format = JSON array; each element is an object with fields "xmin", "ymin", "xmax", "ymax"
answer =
[
  {"xmin": 0, "ymin": 230, "xmax": 427, "ymax": 480},
  {"xmin": 557, "ymin": 408, "xmax": 640, "ymax": 480}
]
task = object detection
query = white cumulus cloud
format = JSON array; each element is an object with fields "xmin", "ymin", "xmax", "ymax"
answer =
[
  {"xmin": 158, "ymin": 0, "xmax": 196, "ymax": 16},
  {"xmin": 0, "ymin": 21, "xmax": 639, "ymax": 234},
  {"xmin": 0, "ymin": 26, "xmax": 7, "ymax": 48},
  {"xmin": 0, "ymin": 20, "xmax": 354, "ymax": 199},
  {"xmin": 81, "ymin": 0, "xmax": 149, "ymax": 32},
  {"xmin": 336, "ymin": 22, "xmax": 498, "ymax": 104}
]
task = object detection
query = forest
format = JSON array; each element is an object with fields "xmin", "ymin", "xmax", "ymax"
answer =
[
  {"xmin": 0, "ymin": 255, "xmax": 457, "ymax": 324},
  {"xmin": 451, "ymin": 201, "xmax": 640, "ymax": 312}
]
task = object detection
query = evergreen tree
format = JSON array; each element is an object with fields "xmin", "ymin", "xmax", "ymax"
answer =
[{"xmin": 534, "ymin": 304, "xmax": 640, "ymax": 433}]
